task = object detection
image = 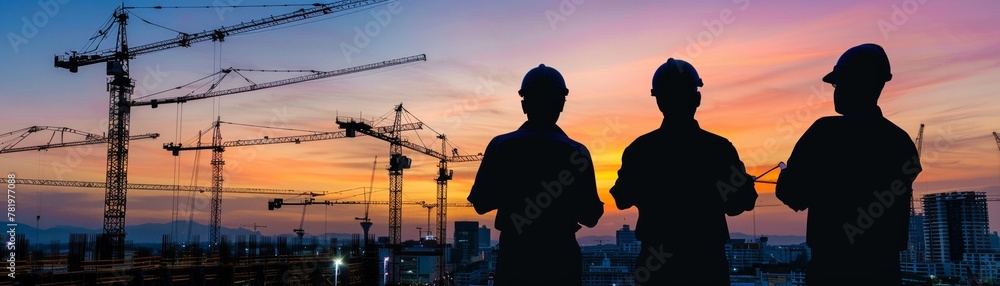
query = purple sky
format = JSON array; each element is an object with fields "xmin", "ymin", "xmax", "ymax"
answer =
[{"xmin": 2, "ymin": 0, "xmax": 999, "ymax": 242}]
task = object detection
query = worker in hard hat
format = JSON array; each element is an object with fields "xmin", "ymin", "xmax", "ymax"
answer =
[
  {"xmin": 610, "ymin": 58, "xmax": 757, "ymax": 285},
  {"xmin": 775, "ymin": 43, "xmax": 921, "ymax": 285},
  {"xmin": 468, "ymin": 64, "xmax": 604, "ymax": 285}
]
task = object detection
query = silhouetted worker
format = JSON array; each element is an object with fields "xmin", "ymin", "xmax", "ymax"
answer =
[
  {"xmin": 610, "ymin": 58, "xmax": 757, "ymax": 285},
  {"xmin": 775, "ymin": 43, "xmax": 921, "ymax": 285},
  {"xmin": 468, "ymin": 64, "xmax": 604, "ymax": 285}
]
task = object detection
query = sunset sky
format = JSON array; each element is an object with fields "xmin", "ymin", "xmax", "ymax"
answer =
[{"xmin": 2, "ymin": 0, "xmax": 999, "ymax": 243}]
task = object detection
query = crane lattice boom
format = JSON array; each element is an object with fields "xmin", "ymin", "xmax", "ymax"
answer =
[
  {"xmin": 54, "ymin": 0, "xmax": 392, "ymax": 72},
  {"xmin": 993, "ymin": 132, "xmax": 999, "ymax": 152},
  {"xmin": 13, "ymin": 178, "xmax": 325, "ymax": 195},
  {"xmin": 268, "ymin": 199, "xmax": 472, "ymax": 208},
  {"xmin": 1, "ymin": 126, "xmax": 158, "ymax": 154},
  {"xmin": 133, "ymin": 54, "xmax": 426, "ymax": 108}
]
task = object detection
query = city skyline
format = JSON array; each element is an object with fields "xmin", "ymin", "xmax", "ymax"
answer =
[{"xmin": 2, "ymin": 0, "xmax": 1000, "ymax": 242}]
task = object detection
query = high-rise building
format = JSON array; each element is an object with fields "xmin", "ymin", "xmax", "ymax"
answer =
[
  {"xmin": 582, "ymin": 252, "xmax": 632, "ymax": 286},
  {"xmin": 903, "ymin": 213, "xmax": 926, "ymax": 262},
  {"xmin": 616, "ymin": 225, "xmax": 636, "ymax": 246},
  {"xmin": 453, "ymin": 221, "xmax": 480, "ymax": 267},
  {"xmin": 726, "ymin": 238, "xmax": 766, "ymax": 270},
  {"xmin": 478, "ymin": 225, "xmax": 491, "ymax": 250},
  {"xmin": 922, "ymin": 191, "xmax": 992, "ymax": 263},
  {"xmin": 990, "ymin": 231, "xmax": 1000, "ymax": 251}
]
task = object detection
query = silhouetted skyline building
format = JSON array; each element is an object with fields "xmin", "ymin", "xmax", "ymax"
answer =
[
  {"xmin": 726, "ymin": 238, "xmax": 767, "ymax": 270},
  {"xmin": 922, "ymin": 191, "xmax": 992, "ymax": 263},
  {"xmin": 904, "ymin": 213, "xmax": 927, "ymax": 262},
  {"xmin": 478, "ymin": 224, "xmax": 491, "ymax": 251},
  {"xmin": 616, "ymin": 224, "xmax": 636, "ymax": 247},
  {"xmin": 453, "ymin": 221, "xmax": 480, "ymax": 267},
  {"xmin": 582, "ymin": 252, "xmax": 632, "ymax": 286},
  {"xmin": 991, "ymin": 231, "xmax": 1000, "ymax": 251}
]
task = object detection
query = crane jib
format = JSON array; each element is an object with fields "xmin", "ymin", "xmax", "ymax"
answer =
[
  {"xmin": 132, "ymin": 54, "xmax": 426, "ymax": 108},
  {"xmin": 54, "ymin": 0, "xmax": 392, "ymax": 71}
]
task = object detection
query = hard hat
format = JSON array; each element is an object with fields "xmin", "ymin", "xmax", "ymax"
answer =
[
  {"xmin": 823, "ymin": 43, "xmax": 892, "ymax": 84},
  {"xmin": 651, "ymin": 58, "xmax": 703, "ymax": 94},
  {"xmin": 518, "ymin": 64, "xmax": 569, "ymax": 98}
]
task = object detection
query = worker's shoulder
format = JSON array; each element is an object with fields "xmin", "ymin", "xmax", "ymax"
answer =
[
  {"xmin": 489, "ymin": 129, "xmax": 587, "ymax": 150},
  {"xmin": 628, "ymin": 128, "xmax": 734, "ymax": 149},
  {"xmin": 878, "ymin": 119, "xmax": 917, "ymax": 148},
  {"xmin": 489, "ymin": 130, "xmax": 519, "ymax": 144},
  {"xmin": 697, "ymin": 128, "xmax": 736, "ymax": 147},
  {"xmin": 800, "ymin": 116, "xmax": 854, "ymax": 134},
  {"xmin": 813, "ymin": 115, "xmax": 847, "ymax": 126}
]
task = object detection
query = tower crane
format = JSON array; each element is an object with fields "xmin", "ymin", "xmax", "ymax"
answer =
[
  {"xmin": 53, "ymin": 0, "xmax": 398, "ymax": 259},
  {"xmin": 993, "ymin": 131, "xmax": 1000, "ymax": 182},
  {"xmin": 162, "ymin": 108, "xmax": 425, "ymax": 249},
  {"xmin": 993, "ymin": 132, "xmax": 999, "ymax": 152},
  {"xmin": 913, "ymin": 123, "xmax": 925, "ymax": 215},
  {"xmin": 336, "ymin": 104, "xmax": 483, "ymax": 283},
  {"xmin": 1, "ymin": 126, "xmax": 158, "ymax": 154},
  {"xmin": 294, "ymin": 203, "xmax": 309, "ymax": 240},
  {"xmin": 903, "ymin": 123, "xmax": 927, "ymax": 263},
  {"xmin": 356, "ymin": 157, "xmax": 378, "ymax": 247},
  {"xmin": 421, "ymin": 204, "xmax": 435, "ymax": 240}
]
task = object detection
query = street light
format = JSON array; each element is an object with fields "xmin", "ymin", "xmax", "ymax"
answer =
[{"xmin": 334, "ymin": 258, "xmax": 343, "ymax": 286}]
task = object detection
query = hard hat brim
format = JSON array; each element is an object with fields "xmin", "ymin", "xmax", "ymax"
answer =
[{"xmin": 822, "ymin": 71, "xmax": 836, "ymax": 84}]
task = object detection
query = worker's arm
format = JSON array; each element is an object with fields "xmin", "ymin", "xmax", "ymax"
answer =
[
  {"xmin": 468, "ymin": 137, "xmax": 505, "ymax": 215},
  {"xmin": 573, "ymin": 146, "xmax": 604, "ymax": 228},
  {"xmin": 609, "ymin": 143, "xmax": 640, "ymax": 210},
  {"xmin": 721, "ymin": 142, "xmax": 758, "ymax": 216},
  {"xmin": 775, "ymin": 119, "xmax": 830, "ymax": 211}
]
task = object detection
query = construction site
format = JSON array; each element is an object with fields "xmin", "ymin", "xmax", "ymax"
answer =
[
  {"xmin": 2, "ymin": 1, "xmax": 484, "ymax": 285},
  {"xmin": 4, "ymin": 1, "xmax": 1000, "ymax": 286}
]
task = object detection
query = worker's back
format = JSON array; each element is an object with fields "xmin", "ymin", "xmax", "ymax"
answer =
[
  {"xmin": 471, "ymin": 122, "xmax": 602, "ymax": 236},
  {"xmin": 612, "ymin": 119, "xmax": 752, "ymax": 248},
  {"xmin": 777, "ymin": 113, "xmax": 920, "ymax": 251}
]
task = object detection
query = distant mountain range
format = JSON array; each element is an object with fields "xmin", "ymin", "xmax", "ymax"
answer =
[{"xmin": 11, "ymin": 221, "xmax": 358, "ymax": 244}]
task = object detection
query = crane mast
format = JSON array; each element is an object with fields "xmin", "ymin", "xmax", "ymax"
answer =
[
  {"xmin": 101, "ymin": 5, "xmax": 132, "ymax": 260},
  {"xmin": 994, "ymin": 131, "xmax": 999, "ymax": 180},
  {"xmin": 53, "ymin": 0, "xmax": 393, "ymax": 259},
  {"xmin": 386, "ymin": 104, "xmax": 407, "ymax": 282},
  {"xmin": 210, "ymin": 119, "xmax": 224, "ymax": 249},
  {"xmin": 435, "ymin": 135, "xmax": 453, "ymax": 280},
  {"xmin": 913, "ymin": 123, "xmax": 925, "ymax": 215},
  {"xmin": 993, "ymin": 132, "xmax": 999, "ymax": 152}
]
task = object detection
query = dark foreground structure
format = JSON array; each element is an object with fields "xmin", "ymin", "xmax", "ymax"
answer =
[{"xmin": 6, "ymin": 233, "xmax": 382, "ymax": 286}]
